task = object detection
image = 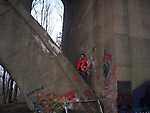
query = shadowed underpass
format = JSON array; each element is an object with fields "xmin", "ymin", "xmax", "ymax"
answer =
[{"xmin": 1, "ymin": 0, "xmax": 150, "ymax": 113}]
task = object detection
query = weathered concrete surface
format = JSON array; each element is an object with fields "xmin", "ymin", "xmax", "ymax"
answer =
[
  {"xmin": 1, "ymin": 0, "xmax": 150, "ymax": 112},
  {"xmin": 63, "ymin": 0, "xmax": 117, "ymax": 113},
  {"xmin": 63, "ymin": 0, "xmax": 150, "ymax": 112},
  {"xmin": 0, "ymin": 0, "xmax": 98, "ymax": 113},
  {"xmin": 128, "ymin": 0, "xmax": 150, "ymax": 89}
]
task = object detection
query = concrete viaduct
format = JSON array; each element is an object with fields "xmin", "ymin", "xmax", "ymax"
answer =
[{"xmin": 0, "ymin": 0, "xmax": 150, "ymax": 113}]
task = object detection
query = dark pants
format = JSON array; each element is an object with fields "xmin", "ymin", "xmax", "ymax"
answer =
[{"xmin": 79, "ymin": 71, "xmax": 91, "ymax": 86}]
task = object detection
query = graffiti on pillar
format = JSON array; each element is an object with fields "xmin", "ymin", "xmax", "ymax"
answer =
[
  {"xmin": 102, "ymin": 50, "xmax": 118, "ymax": 113},
  {"xmin": 83, "ymin": 89, "xmax": 93, "ymax": 97},
  {"xmin": 36, "ymin": 92, "xmax": 63, "ymax": 113},
  {"xmin": 89, "ymin": 47, "xmax": 96, "ymax": 74},
  {"xmin": 71, "ymin": 74, "xmax": 80, "ymax": 83},
  {"xmin": 102, "ymin": 51, "xmax": 112, "ymax": 79},
  {"xmin": 62, "ymin": 90, "xmax": 77, "ymax": 101},
  {"xmin": 32, "ymin": 90, "xmax": 78, "ymax": 113}
]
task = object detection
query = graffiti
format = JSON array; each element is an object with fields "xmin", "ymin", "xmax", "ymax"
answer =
[
  {"xmin": 112, "ymin": 64, "xmax": 117, "ymax": 79},
  {"xmin": 103, "ymin": 64, "xmax": 117, "ymax": 100},
  {"xmin": 102, "ymin": 51, "xmax": 112, "ymax": 79},
  {"xmin": 62, "ymin": 90, "xmax": 77, "ymax": 101},
  {"xmin": 32, "ymin": 90, "xmax": 78, "ymax": 113},
  {"xmin": 101, "ymin": 51, "xmax": 118, "ymax": 113},
  {"xmin": 71, "ymin": 75, "xmax": 79, "ymax": 82},
  {"xmin": 83, "ymin": 89, "xmax": 93, "ymax": 97},
  {"xmin": 36, "ymin": 92, "xmax": 64, "ymax": 113}
]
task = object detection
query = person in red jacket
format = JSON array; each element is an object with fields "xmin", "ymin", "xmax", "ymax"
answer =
[{"xmin": 76, "ymin": 53, "xmax": 91, "ymax": 85}]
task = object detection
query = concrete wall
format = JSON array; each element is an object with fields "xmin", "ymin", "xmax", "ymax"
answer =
[
  {"xmin": 63, "ymin": 0, "xmax": 117, "ymax": 112},
  {"xmin": 128, "ymin": 0, "xmax": 150, "ymax": 89},
  {"xmin": 63, "ymin": 0, "xmax": 150, "ymax": 112}
]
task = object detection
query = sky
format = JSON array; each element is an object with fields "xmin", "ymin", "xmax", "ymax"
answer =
[{"xmin": 31, "ymin": 0, "xmax": 64, "ymax": 43}]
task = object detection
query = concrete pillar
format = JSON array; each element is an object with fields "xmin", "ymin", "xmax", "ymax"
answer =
[
  {"xmin": 128, "ymin": 0, "xmax": 150, "ymax": 90},
  {"xmin": 63, "ymin": 0, "xmax": 118, "ymax": 112},
  {"xmin": 63, "ymin": 0, "xmax": 150, "ymax": 112}
]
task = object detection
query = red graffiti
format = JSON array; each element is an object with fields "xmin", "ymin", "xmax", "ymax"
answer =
[
  {"xmin": 96, "ymin": 74, "xmax": 100, "ymax": 80},
  {"xmin": 71, "ymin": 75, "xmax": 78, "ymax": 82},
  {"xmin": 103, "ymin": 52, "xmax": 112, "ymax": 79},
  {"xmin": 83, "ymin": 89, "xmax": 93, "ymax": 97},
  {"xmin": 112, "ymin": 64, "xmax": 117, "ymax": 80},
  {"xmin": 103, "ymin": 53, "xmax": 112, "ymax": 62},
  {"xmin": 63, "ymin": 90, "xmax": 76, "ymax": 101}
]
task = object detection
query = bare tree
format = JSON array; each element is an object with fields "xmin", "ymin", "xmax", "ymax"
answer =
[
  {"xmin": 31, "ymin": 0, "xmax": 64, "ymax": 46},
  {"xmin": 41, "ymin": 0, "xmax": 45, "ymax": 25}
]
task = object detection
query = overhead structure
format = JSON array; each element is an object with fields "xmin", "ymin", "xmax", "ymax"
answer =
[{"xmin": 0, "ymin": 0, "xmax": 102, "ymax": 113}]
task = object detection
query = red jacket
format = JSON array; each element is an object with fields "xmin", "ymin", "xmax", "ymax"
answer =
[{"xmin": 76, "ymin": 57, "xmax": 90, "ymax": 72}]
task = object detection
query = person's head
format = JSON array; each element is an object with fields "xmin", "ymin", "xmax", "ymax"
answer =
[{"xmin": 80, "ymin": 53, "xmax": 86, "ymax": 58}]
